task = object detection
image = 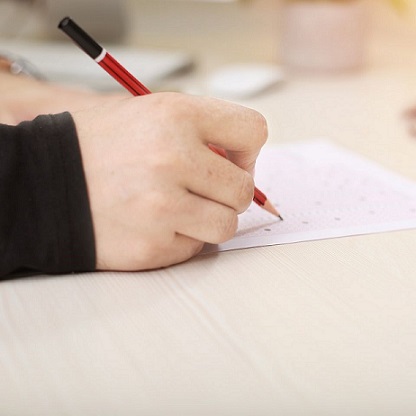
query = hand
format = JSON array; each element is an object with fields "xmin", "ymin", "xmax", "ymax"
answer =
[
  {"xmin": 72, "ymin": 92, "xmax": 268, "ymax": 271},
  {"xmin": 0, "ymin": 72, "xmax": 126, "ymax": 124}
]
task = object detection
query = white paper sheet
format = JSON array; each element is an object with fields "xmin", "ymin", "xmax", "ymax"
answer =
[{"xmin": 202, "ymin": 140, "xmax": 416, "ymax": 253}]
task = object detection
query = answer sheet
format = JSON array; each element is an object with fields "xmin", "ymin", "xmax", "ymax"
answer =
[{"xmin": 202, "ymin": 140, "xmax": 416, "ymax": 253}]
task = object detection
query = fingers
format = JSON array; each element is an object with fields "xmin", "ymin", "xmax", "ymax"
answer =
[
  {"xmin": 159, "ymin": 235, "xmax": 205, "ymax": 268},
  {"xmin": 183, "ymin": 145, "xmax": 255, "ymax": 213},
  {"xmin": 158, "ymin": 93, "xmax": 268, "ymax": 175},
  {"xmin": 135, "ymin": 233, "xmax": 205, "ymax": 270},
  {"xmin": 101, "ymin": 191, "xmax": 238, "ymax": 271},
  {"xmin": 150, "ymin": 93, "xmax": 265, "ymax": 211},
  {"xmin": 96, "ymin": 232, "xmax": 204, "ymax": 271},
  {"xmin": 194, "ymin": 96, "xmax": 268, "ymax": 174},
  {"xmin": 173, "ymin": 191, "xmax": 239, "ymax": 244},
  {"xmin": 138, "ymin": 187, "xmax": 240, "ymax": 245}
]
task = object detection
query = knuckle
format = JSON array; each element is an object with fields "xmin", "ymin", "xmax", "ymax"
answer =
[
  {"xmin": 149, "ymin": 92, "xmax": 194, "ymax": 130},
  {"xmin": 163, "ymin": 92, "xmax": 195, "ymax": 120},
  {"xmin": 186, "ymin": 240, "xmax": 205, "ymax": 258},
  {"xmin": 214, "ymin": 211, "xmax": 238, "ymax": 243},
  {"xmin": 235, "ymin": 172, "xmax": 255, "ymax": 212},
  {"xmin": 251, "ymin": 111, "xmax": 269, "ymax": 146}
]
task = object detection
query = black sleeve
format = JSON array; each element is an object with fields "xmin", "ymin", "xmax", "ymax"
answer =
[{"xmin": 0, "ymin": 112, "xmax": 96, "ymax": 279}]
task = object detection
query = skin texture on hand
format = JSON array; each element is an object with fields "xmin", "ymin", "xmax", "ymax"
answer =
[{"xmin": 72, "ymin": 93, "xmax": 268, "ymax": 271}]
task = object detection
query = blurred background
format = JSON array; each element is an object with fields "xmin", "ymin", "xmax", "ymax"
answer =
[
  {"xmin": 0, "ymin": 0, "xmax": 415, "ymax": 56},
  {"xmin": 1, "ymin": 0, "xmax": 416, "ymax": 94}
]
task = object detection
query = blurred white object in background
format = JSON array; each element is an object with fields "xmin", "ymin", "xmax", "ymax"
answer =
[
  {"xmin": 0, "ymin": 39, "xmax": 193, "ymax": 90},
  {"xmin": 207, "ymin": 63, "xmax": 284, "ymax": 99}
]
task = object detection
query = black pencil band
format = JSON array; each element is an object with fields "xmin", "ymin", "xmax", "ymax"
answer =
[{"xmin": 58, "ymin": 17, "xmax": 103, "ymax": 60}]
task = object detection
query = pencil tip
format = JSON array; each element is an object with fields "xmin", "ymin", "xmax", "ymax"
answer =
[{"xmin": 263, "ymin": 200, "xmax": 283, "ymax": 219}]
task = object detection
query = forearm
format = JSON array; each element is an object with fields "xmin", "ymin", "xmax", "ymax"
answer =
[{"xmin": 0, "ymin": 71, "xmax": 127, "ymax": 125}]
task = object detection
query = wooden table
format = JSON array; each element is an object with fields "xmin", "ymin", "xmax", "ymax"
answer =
[{"xmin": 1, "ymin": 17, "xmax": 416, "ymax": 416}]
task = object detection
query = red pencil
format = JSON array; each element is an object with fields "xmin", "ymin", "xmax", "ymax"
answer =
[{"xmin": 58, "ymin": 17, "xmax": 282, "ymax": 219}]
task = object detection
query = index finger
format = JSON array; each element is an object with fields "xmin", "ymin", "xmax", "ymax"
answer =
[{"xmin": 188, "ymin": 96, "xmax": 269, "ymax": 175}]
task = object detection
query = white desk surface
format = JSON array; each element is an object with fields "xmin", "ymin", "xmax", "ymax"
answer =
[{"xmin": 1, "ymin": 25, "xmax": 416, "ymax": 416}]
